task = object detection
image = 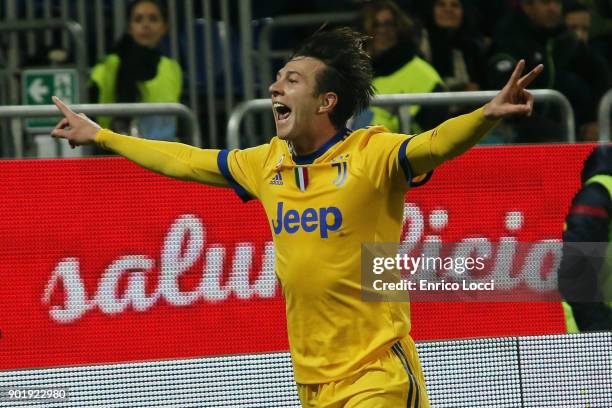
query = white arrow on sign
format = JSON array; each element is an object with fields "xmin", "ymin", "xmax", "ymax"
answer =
[{"xmin": 28, "ymin": 78, "xmax": 50, "ymax": 103}]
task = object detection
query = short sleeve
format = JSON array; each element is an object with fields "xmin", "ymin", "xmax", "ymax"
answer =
[
  {"xmin": 361, "ymin": 129, "xmax": 433, "ymax": 192},
  {"xmin": 217, "ymin": 144, "xmax": 271, "ymax": 202}
]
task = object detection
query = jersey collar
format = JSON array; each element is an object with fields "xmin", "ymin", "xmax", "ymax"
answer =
[{"xmin": 291, "ymin": 128, "xmax": 350, "ymax": 165}]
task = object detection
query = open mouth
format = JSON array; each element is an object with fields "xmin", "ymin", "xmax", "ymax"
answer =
[{"xmin": 273, "ymin": 102, "xmax": 292, "ymax": 122}]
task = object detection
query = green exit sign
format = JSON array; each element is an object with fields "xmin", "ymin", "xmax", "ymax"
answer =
[{"xmin": 22, "ymin": 69, "xmax": 79, "ymax": 130}]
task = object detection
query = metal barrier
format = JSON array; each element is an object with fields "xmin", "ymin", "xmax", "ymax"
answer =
[
  {"xmin": 238, "ymin": 0, "xmax": 256, "ymax": 116},
  {"xmin": 0, "ymin": 19, "xmax": 89, "ymax": 103},
  {"xmin": 0, "ymin": 103, "xmax": 202, "ymax": 158},
  {"xmin": 226, "ymin": 89, "xmax": 576, "ymax": 149},
  {"xmin": 256, "ymin": 12, "xmax": 357, "ymax": 97},
  {"xmin": 170, "ymin": 0, "xmax": 236, "ymax": 149},
  {"xmin": 598, "ymin": 88, "xmax": 612, "ymax": 142},
  {"xmin": 160, "ymin": 0, "xmax": 236, "ymax": 148},
  {"xmin": 1, "ymin": 4, "xmax": 589, "ymax": 148},
  {"xmin": 1, "ymin": 0, "xmax": 235, "ymax": 149}
]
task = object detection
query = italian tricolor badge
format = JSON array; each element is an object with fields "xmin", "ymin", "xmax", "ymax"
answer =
[{"xmin": 294, "ymin": 166, "xmax": 309, "ymax": 192}]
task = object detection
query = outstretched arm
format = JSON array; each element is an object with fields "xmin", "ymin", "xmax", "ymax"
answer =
[
  {"xmin": 407, "ymin": 60, "xmax": 543, "ymax": 175},
  {"xmin": 50, "ymin": 96, "xmax": 228, "ymax": 186}
]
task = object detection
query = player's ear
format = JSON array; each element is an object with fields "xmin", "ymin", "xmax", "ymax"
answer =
[{"xmin": 318, "ymin": 92, "xmax": 338, "ymax": 114}]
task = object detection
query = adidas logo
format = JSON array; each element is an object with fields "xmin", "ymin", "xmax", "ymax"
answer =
[{"xmin": 270, "ymin": 172, "xmax": 283, "ymax": 185}]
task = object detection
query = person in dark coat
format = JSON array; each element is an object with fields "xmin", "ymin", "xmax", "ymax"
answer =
[
  {"xmin": 420, "ymin": 0, "xmax": 487, "ymax": 93},
  {"xmin": 488, "ymin": 0, "xmax": 611, "ymax": 142},
  {"xmin": 559, "ymin": 145, "xmax": 612, "ymax": 332}
]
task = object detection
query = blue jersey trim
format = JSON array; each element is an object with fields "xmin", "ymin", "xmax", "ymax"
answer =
[
  {"xmin": 398, "ymin": 138, "xmax": 413, "ymax": 184},
  {"xmin": 217, "ymin": 149, "xmax": 254, "ymax": 202},
  {"xmin": 398, "ymin": 136, "xmax": 434, "ymax": 188},
  {"xmin": 411, "ymin": 169, "xmax": 434, "ymax": 187},
  {"xmin": 292, "ymin": 128, "xmax": 350, "ymax": 165}
]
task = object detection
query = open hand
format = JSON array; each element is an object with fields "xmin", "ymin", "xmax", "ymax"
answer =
[
  {"xmin": 483, "ymin": 60, "xmax": 544, "ymax": 120},
  {"xmin": 51, "ymin": 96, "xmax": 101, "ymax": 147}
]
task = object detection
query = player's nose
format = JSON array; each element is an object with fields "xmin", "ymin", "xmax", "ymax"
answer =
[{"xmin": 269, "ymin": 80, "xmax": 283, "ymax": 98}]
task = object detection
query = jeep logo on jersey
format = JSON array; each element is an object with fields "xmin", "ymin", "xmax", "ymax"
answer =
[{"xmin": 271, "ymin": 202, "xmax": 343, "ymax": 238}]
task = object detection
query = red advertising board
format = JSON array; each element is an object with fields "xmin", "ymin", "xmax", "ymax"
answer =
[{"xmin": 0, "ymin": 144, "xmax": 595, "ymax": 370}]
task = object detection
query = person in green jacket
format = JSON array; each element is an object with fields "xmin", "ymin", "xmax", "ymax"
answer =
[
  {"xmin": 91, "ymin": 0, "xmax": 182, "ymax": 141},
  {"xmin": 354, "ymin": 0, "xmax": 449, "ymax": 134}
]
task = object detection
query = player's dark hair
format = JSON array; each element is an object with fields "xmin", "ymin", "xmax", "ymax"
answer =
[
  {"xmin": 291, "ymin": 27, "xmax": 375, "ymax": 130},
  {"xmin": 127, "ymin": 0, "xmax": 168, "ymax": 22}
]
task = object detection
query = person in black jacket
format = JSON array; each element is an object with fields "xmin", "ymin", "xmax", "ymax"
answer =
[
  {"xmin": 488, "ymin": 0, "xmax": 562, "ymax": 91},
  {"xmin": 354, "ymin": 0, "xmax": 450, "ymax": 133},
  {"xmin": 559, "ymin": 145, "xmax": 612, "ymax": 332},
  {"xmin": 488, "ymin": 0, "xmax": 612, "ymax": 142},
  {"xmin": 421, "ymin": 0, "xmax": 487, "ymax": 93},
  {"xmin": 562, "ymin": 1, "xmax": 612, "ymax": 140}
]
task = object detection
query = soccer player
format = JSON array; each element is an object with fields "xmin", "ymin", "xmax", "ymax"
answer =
[{"xmin": 52, "ymin": 28, "xmax": 541, "ymax": 408}]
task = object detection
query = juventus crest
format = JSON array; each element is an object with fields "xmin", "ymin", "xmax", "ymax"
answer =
[{"xmin": 332, "ymin": 155, "xmax": 349, "ymax": 188}]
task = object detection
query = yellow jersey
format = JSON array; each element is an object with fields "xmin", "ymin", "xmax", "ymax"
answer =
[
  {"xmin": 220, "ymin": 126, "xmax": 430, "ymax": 384},
  {"xmin": 96, "ymin": 106, "xmax": 497, "ymax": 385}
]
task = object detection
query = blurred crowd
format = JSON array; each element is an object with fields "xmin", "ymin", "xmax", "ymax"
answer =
[
  {"xmin": 332, "ymin": 0, "xmax": 612, "ymax": 143},
  {"xmin": 182, "ymin": 0, "xmax": 612, "ymax": 144},
  {"xmin": 6, "ymin": 0, "xmax": 612, "ymax": 148}
]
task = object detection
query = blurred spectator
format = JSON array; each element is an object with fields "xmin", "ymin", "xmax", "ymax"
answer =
[
  {"xmin": 488, "ymin": 0, "xmax": 610, "ymax": 142},
  {"xmin": 411, "ymin": 0, "xmax": 513, "ymax": 40},
  {"xmin": 590, "ymin": 0, "xmax": 612, "ymax": 83},
  {"xmin": 354, "ymin": 0, "xmax": 449, "ymax": 133},
  {"xmin": 583, "ymin": 0, "xmax": 612, "ymax": 38},
  {"xmin": 559, "ymin": 145, "xmax": 612, "ymax": 332},
  {"xmin": 420, "ymin": 0, "xmax": 487, "ymax": 93},
  {"xmin": 91, "ymin": 0, "xmax": 182, "ymax": 141},
  {"xmin": 488, "ymin": 0, "xmax": 562, "ymax": 97},
  {"xmin": 565, "ymin": 1, "xmax": 592, "ymax": 42},
  {"xmin": 563, "ymin": 1, "xmax": 612, "ymax": 140}
]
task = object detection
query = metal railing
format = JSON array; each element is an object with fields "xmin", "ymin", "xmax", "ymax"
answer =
[
  {"xmin": 1, "ymin": 0, "xmax": 236, "ymax": 149},
  {"xmin": 0, "ymin": 103, "xmax": 201, "ymax": 158},
  {"xmin": 598, "ymin": 89, "xmax": 612, "ymax": 142},
  {"xmin": 0, "ymin": 19, "xmax": 89, "ymax": 103},
  {"xmin": 160, "ymin": 0, "xmax": 237, "ymax": 148},
  {"xmin": 226, "ymin": 89, "xmax": 576, "ymax": 149},
  {"xmin": 256, "ymin": 12, "xmax": 357, "ymax": 97},
  {"xmin": 238, "ymin": 0, "xmax": 256, "ymax": 116}
]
